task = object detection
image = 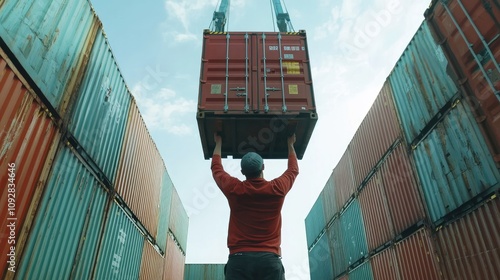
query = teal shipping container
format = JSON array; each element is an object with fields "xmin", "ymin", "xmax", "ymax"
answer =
[
  {"xmin": 328, "ymin": 218, "xmax": 347, "ymax": 278},
  {"xmin": 184, "ymin": 264, "xmax": 225, "ymax": 280},
  {"xmin": 169, "ymin": 187, "xmax": 189, "ymax": 252},
  {"xmin": 348, "ymin": 260, "xmax": 374, "ymax": 280},
  {"xmin": 0, "ymin": 0, "xmax": 96, "ymax": 115},
  {"xmin": 16, "ymin": 145, "xmax": 108, "ymax": 280},
  {"xmin": 308, "ymin": 231, "xmax": 334, "ymax": 280},
  {"xmin": 67, "ymin": 27, "xmax": 131, "ymax": 183},
  {"xmin": 305, "ymin": 192, "xmax": 326, "ymax": 247},
  {"xmin": 157, "ymin": 171, "xmax": 174, "ymax": 252},
  {"xmin": 413, "ymin": 101, "xmax": 500, "ymax": 223},
  {"xmin": 93, "ymin": 201, "xmax": 145, "ymax": 279},
  {"xmin": 389, "ymin": 21, "xmax": 460, "ymax": 144},
  {"xmin": 340, "ymin": 198, "xmax": 368, "ymax": 267},
  {"xmin": 322, "ymin": 173, "xmax": 337, "ymax": 225}
]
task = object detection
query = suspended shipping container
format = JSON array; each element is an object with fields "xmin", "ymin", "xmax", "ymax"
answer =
[
  {"xmin": 164, "ymin": 233, "xmax": 186, "ymax": 280},
  {"xmin": 413, "ymin": 101, "xmax": 500, "ymax": 223},
  {"xmin": 349, "ymin": 81, "xmax": 401, "ymax": 188},
  {"xmin": 333, "ymin": 149, "xmax": 355, "ymax": 212},
  {"xmin": 348, "ymin": 260, "xmax": 373, "ymax": 280},
  {"xmin": 0, "ymin": 50, "xmax": 61, "ymax": 278},
  {"xmin": 380, "ymin": 143, "xmax": 426, "ymax": 235},
  {"xmin": 0, "ymin": 0, "xmax": 97, "ymax": 115},
  {"xmin": 305, "ymin": 191, "xmax": 326, "ymax": 247},
  {"xmin": 328, "ymin": 218, "xmax": 347, "ymax": 278},
  {"xmin": 139, "ymin": 240, "xmax": 165, "ymax": 280},
  {"xmin": 93, "ymin": 200, "xmax": 145, "ymax": 280},
  {"xmin": 370, "ymin": 247, "xmax": 400, "ymax": 280},
  {"xmin": 340, "ymin": 198, "xmax": 368, "ymax": 267},
  {"xmin": 322, "ymin": 173, "xmax": 337, "ymax": 225},
  {"xmin": 66, "ymin": 27, "xmax": 131, "ymax": 183},
  {"xmin": 169, "ymin": 187, "xmax": 189, "ymax": 253},
  {"xmin": 425, "ymin": 0, "xmax": 500, "ymax": 163},
  {"xmin": 308, "ymin": 230, "xmax": 334, "ymax": 280},
  {"xmin": 15, "ymin": 146, "xmax": 108, "ymax": 280},
  {"xmin": 197, "ymin": 30, "xmax": 317, "ymax": 159},
  {"xmin": 184, "ymin": 264, "xmax": 225, "ymax": 280},
  {"xmin": 435, "ymin": 196, "xmax": 500, "ymax": 280},
  {"xmin": 358, "ymin": 173, "xmax": 394, "ymax": 253},
  {"xmin": 394, "ymin": 227, "xmax": 442, "ymax": 280},
  {"xmin": 389, "ymin": 21, "xmax": 460, "ymax": 145},
  {"xmin": 115, "ymin": 100, "xmax": 166, "ymax": 238}
]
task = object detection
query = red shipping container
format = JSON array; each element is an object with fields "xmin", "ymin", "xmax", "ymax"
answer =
[
  {"xmin": 359, "ymin": 173, "xmax": 394, "ymax": 252},
  {"xmin": 380, "ymin": 143, "xmax": 426, "ymax": 235},
  {"xmin": 197, "ymin": 30, "xmax": 317, "ymax": 159},
  {"xmin": 333, "ymin": 148, "xmax": 355, "ymax": 212},
  {"xmin": 163, "ymin": 233, "xmax": 185, "ymax": 280},
  {"xmin": 0, "ymin": 51, "xmax": 60, "ymax": 278},
  {"xmin": 425, "ymin": 0, "xmax": 500, "ymax": 164},
  {"xmin": 350, "ymin": 81, "xmax": 401, "ymax": 188},
  {"xmin": 370, "ymin": 247, "xmax": 401, "ymax": 280},
  {"xmin": 394, "ymin": 228, "xmax": 442, "ymax": 280},
  {"xmin": 435, "ymin": 197, "xmax": 500, "ymax": 280},
  {"xmin": 139, "ymin": 240, "xmax": 165, "ymax": 280}
]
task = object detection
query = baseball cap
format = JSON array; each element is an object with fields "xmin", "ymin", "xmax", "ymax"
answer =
[{"xmin": 241, "ymin": 152, "xmax": 264, "ymax": 175}]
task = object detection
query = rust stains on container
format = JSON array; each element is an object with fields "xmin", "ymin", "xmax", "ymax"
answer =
[
  {"xmin": 163, "ymin": 233, "xmax": 186, "ymax": 280},
  {"xmin": 0, "ymin": 51, "xmax": 60, "ymax": 279},
  {"xmin": 333, "ymin": 148, "xmax": 355, "ymax": 212},
  {"xmin": 370, "ymin": 247, "xmax": 401, "ymax": 280},
  {"xmin": 359, "ymin": 173, "xmax": 394, "ymax": 253},
  {"xmin": 197, "ymin": 31, "xmax": 317, "ymax": 159},
  {"xmin": 435, "ymin": 196, "xmax": 500, "ymax": 279},
  {"xmin": 425, "ymin": 0, "xmax": 500, "ymax": 163},
  {"xmin": 139, "ymin": 240, "xmax": 165, "ymax": 280},
  {"xmin": 394, "ymin": 227, "xmax": 442, "ymax": 280},
  {"xmin": 380, "ymin": 143, "xmax": 426, "ymax": 235},
  {"xmin": 115, "ymin": 100, "xmax": 166, "ymax": 238},
  {"xmin": 350, "ymin": 81, "xmax": 401, "ymax": 188}
]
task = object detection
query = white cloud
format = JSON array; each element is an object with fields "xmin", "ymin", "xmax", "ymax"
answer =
[{"xmin": 132, "ymin": 84, "xmax": 197, "ymax": 135}]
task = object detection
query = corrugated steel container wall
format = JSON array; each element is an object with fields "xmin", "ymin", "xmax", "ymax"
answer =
[
  {"xmin": 139, "ymin": 240, "xmax": 165, "ymax": 280},
  {"xmin": 197, "ymin": 31, "xmax": 317, "ymax": 160},
  {"xmin": 157, "ymin": 171, "xmax": 174, "ymax": 252},
  {"xmin": 394, "ymin": 228, "xmax": 441, "ymax": 280},
  {"xmin": 389, "ymin": 21, "xmax": 460, "ymax": 143},
  {"xmin": 328, "ymin": 218, "xmax": 347, "ymax": 278},
  {"xmin": 435, "ymin": 197, "xmax": 500, "ymax": 280},
  {"xmin": 0, "ymin": 53, "xmax": 60, "ymax": 278},
  {"xmin": 164, "ymin": 233, "xmax": 186, "ymax": 280},
  {"xmin": 413, "ymin": 101, "xmax": 500, "ymax": 223},
  {"xmin": 340, "ymin": 198, "xmax": 368, "ymax": 267},
  {"xmin": 322, "ymin": 173, "xmax": 337, "ymax": 225},
  {"xmin": 333, "ymin": 149, "xmax": 355, "ymax": 212},
  {"xmin": 348, "ymin": 261, "xmax": 373, "ymax": 280},
  {"xmin": 359, "ymin": 173, "xmax": 394, "ymax": 252},
  {"xmin": 370, "ymin": 247, "xmax": 400, "ymax": 280},
  {"xmin": 337, "ymin": 275, "xmax": 349, "ymax": 280},
  {"xmin": 184, "ymin": 264, "xmax": 225, "ymax": 280},
  {"xmin": 308, "ymin": 231, "xmax": 334, "ymax": 280},
  {"xmin": 115, "ymin": 101, "xmax": 165, "ymax": 237},
  {"xmin": 0, "ymin": 0, "xmax": 96, "ymax": 114},
  {"xmin": 350, "ymin": 81, "xmax": 401, "ymax": 188},
  {"xmin": 305, "ymin": 192, "xmax": 326, "ymax": 247},
  {"xmin": 15, "ymin": 146, "xmax": 108, "ymax": 280},
  {"xmin": 67, "ymin": 27, "xmax": 131, "ymax": 183},
  {"xmin": 380, "ymin": 143, "xmax": 425, "ymax": 235},
  {"xmin": 93, "ymin": 201, "xmax": 145, "ymax": 280},
  {"xmin": 169, "ymin": 187, "xmax": 189, "ymax": 252},
  {"xmin": 425, "ymin": 0, "xmax": 500, "ymax": 163}
]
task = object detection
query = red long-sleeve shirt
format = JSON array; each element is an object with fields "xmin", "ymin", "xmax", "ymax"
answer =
[{"xmin": 211, "ymin": 153, "xmax": 299, "ymax": 255}]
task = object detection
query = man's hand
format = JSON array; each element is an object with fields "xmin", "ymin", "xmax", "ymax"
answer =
[
  {"xmin": 287, "ymin": 134, "xmax": 296, "ymax": 155},
  {"xmin": 213, "ymin": 132, "xmax": 222, "ymax": 156}
]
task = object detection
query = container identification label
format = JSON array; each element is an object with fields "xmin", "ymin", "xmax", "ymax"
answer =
[
  {"xmin": 283, "ymin": 62, "xmax": 300, "ymax": 74},
  {"xmin": 289, "ymin": 84, "xmax": 299, "ymax": 95},
  {"xmin": 211, "ymin": 84, "xmax": 222, "ymax": 94}
]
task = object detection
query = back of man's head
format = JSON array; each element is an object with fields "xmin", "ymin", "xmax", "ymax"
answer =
[{"xmin": 241, "ymin": 152, "xmax": 264, "ymax": 179}]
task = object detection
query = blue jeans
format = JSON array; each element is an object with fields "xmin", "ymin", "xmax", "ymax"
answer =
[{"xmin": 224, "ymin": 252, "xmax": 285, "ymax": 280}]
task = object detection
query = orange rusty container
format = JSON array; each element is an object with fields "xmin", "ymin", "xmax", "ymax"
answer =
[{"xmin": 197, "ymin": 30, "xmax": 317, "ymax": 159}]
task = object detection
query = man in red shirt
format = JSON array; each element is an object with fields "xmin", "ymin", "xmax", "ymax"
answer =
[{"xmin": 211, "ymin": 133, "xmax": 299, "ymax": 280}]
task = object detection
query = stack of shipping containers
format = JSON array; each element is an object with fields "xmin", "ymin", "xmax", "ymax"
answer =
[
  {"xmin": 0, "ymin": 0, "xmax": 189, "ymax": 279},
  {"xmin": 184, "ymin": 264, "xmax": 226, "ymax": 280},
  {"xmin": 305, "ymin": 0, "xmax": 500, "ymax": 279}
]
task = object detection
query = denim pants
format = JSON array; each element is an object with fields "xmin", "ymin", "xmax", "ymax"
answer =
[{"xmin": 224, "ymin": 252, "xmax": 285, "ymax": 280}]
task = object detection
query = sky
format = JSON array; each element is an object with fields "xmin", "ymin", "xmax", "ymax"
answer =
[{"xmin": 90, "ymin": 1, "xmax": 431, "ymax": 279}]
